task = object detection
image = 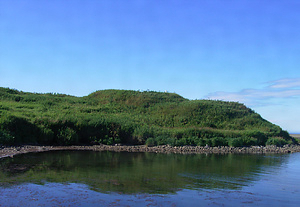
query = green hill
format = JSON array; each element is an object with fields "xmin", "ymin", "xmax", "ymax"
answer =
[{"xmin": 0, "ymin": 87, "xmax": 296, "ymax": 146}]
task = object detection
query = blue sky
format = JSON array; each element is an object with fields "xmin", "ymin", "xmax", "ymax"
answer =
[{"xmin": 1, "ymin": 0, "xmax": 300, "ymax": 133}]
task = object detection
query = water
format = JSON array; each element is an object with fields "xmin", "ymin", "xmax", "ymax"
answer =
[{"xmin": 0, "ymin": 151, "xmax": 299, "ymax": 206}]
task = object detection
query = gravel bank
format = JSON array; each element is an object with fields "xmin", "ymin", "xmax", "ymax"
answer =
[{"xmin": 1, "ymin": 144, "xmax": 300, "ymax": 159}]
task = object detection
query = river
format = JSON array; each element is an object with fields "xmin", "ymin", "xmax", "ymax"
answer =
[{"xmin": 0, "ymin": 151, "xmax": 299, "ymax": 206}]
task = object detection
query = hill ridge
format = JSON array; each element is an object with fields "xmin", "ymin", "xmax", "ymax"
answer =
[{"xmin": 0, "ymin": 87, "xmax": 296, "ymax": 146}]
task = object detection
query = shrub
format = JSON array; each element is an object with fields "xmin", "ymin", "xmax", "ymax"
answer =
[
  {"xmin": 196, "ymin": 138, "xmax": 205, "ymax": 146},
  {"xmin": 132, "ymin": 126, "xmax": 154, "ymax": 143},
  {"xmin": 145, "ymin": 138, "xmax": 156, "ymax": 146},
  {"xmin": 57, "ymin": 127, "xmax": 79, "ymax": 145},
  {"xmin": 245, "ymin": 130, "xmax": 267, "ymax": 145},
  {"xmin": 203, "ymin": 138, "xmax": 212, "ymax": 147},
  {"xmin": 210, "ymin": 137, "xmax": 228, "ymax": 147},
  {"xmin": 38, "ymin": 127, "xmax": 54, "ymax": 144},
  {"xmin": 186, "ymin": 136, "xmax": 199, "ymax": 146},
  {"xmin": 228, "ymin": 138, "xmax": 244, "ymax": 147},
  {"xmin": 242, "ymin": 137, "xmax": 257, "ymax": 146},
  {"xmin": 154, "ymin": 136, "xmax": 175, "ymax": 146},
  {"xmin": 97, "ymin": 135, "xmax": 121, "ymax": 145},
  {"xmin": 175, "ymin": 138, "xmax": 187, "ymax": 146},
  {"xmin": 266, "ymin": 137, "xmax": 288, "ymax": 146},
  {"xmin": 228, "ymin": 137, "xmax": 258, "ymax": 147},
  {"xmin": 105, "ymin": 137, "xmax": 114, "ymax": 145},
  {"xmin": 0, "ymin": 130, "xmax": 14, "ymax": 145},
  {"xmin": 175, "ymin": 136, "xmax": 199, "ymax": 146}
]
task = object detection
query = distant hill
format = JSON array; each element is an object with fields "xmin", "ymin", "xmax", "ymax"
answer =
[{"xmin": 0, "ymin": 87, "xmax": 296, "ymax": 146}]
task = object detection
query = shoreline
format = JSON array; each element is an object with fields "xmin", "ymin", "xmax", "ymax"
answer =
[
  {"xmin": 1, "ymin": 144, "xmax": 300, "ymax": 159},
  {"xmin": 291, "ymin": 134, "xmax": 300, "ymax": 140}
]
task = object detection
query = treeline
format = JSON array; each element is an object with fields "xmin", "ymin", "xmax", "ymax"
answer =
[{"xmin": 0, "ymin": 87, "xmax": 297, "ymax": 146}]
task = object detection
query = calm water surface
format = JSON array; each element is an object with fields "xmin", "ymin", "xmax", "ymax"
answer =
[{"xmin": 0, "ymin": 151, "xmax": 300, "ymax": 206}]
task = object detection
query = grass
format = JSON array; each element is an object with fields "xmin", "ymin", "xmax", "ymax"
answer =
[{"xmin": 0, "ymin": 87, "xmax": 297, "ymax": 146}]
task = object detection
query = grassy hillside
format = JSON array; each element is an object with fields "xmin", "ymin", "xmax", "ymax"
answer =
[{"xmin": 0, "ymin": 87, "xmax": 296, "ymax": 146}]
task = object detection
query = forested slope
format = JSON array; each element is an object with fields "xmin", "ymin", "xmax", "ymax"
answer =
[{"xmin": 0, "ymin": 87, "xmax": 296, "ymax": 146}]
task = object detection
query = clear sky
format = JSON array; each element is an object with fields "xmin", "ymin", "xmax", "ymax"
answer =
[{"xmin": 1, "ymin": 0, "xmax": 299, "ymax": 133}]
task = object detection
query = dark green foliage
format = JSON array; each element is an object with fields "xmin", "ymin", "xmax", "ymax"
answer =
[
  {"xmin": 175, "ymin": 137, "xmax": 200, "ymax": 146},
  {"xmin": 145, "ymin": 137, "xmax": 156, "ymax": 147},
  {"xmin": 39, "ymin": 127, "xmax": 54, "ymax": 144},
  {"xmin": 228, "ymin": 137, "xmax": 258, "ymax": 147},
  {"xmin": 210, "ymin": 137, "xmax": 228, "ymax": 147},
  {"xmin": 57, "ymin": 127, "xmax": 78, "ymax": 145},
  {"xmin": 245, "ymin": 130, "xmax": 267, "ymax": 145},
  {"xmin": 0, "ymin": 115, "xmax": 40, "ymax": 144},
  {"xmin": 266, "ymin": 137, "xmax": 288, "ymax": 146},
  {"xmin": 0, "ymin": 130, "xmax": 14, "ymax": 144},
  {"xmin": 0, "ymin": 87, "xmax": 295, "ymax": 146},
  {"xmin": 154, "ymin": 136, "xmax": 175, "ymax": 146}
]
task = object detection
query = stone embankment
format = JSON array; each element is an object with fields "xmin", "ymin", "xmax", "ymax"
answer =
[{"xmin": 1, "ymin": 144, "xmax": 300, "ymax": 159}]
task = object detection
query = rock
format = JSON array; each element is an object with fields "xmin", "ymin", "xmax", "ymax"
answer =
[{"xmin": 1, "ymin": 144, "xmax": 300, "ymax": 159}]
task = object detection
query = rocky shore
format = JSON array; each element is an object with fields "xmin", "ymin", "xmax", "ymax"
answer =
[{"xmin": 1, "ymin": 144, "xmax": 300, "ymax": 159}]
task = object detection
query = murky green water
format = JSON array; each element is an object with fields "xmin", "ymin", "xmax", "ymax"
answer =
[{"xmin": 0, "ymin": 151, "xmax": 299, "ymax": 206}]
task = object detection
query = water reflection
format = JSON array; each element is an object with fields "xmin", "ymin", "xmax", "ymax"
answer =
[{"xmin": 0, "ymin": 151, "xmax": 288, "ymax": 194}]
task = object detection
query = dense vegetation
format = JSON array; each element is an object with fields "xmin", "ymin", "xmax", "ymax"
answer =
[{"xmin": 0, "ymin": 87, "xmax": 296, "ymax": 146}]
